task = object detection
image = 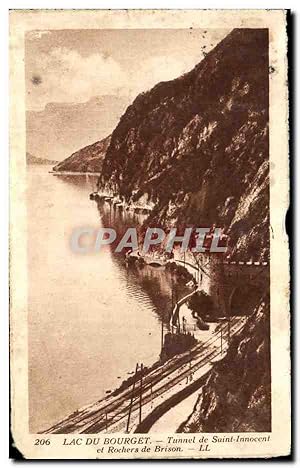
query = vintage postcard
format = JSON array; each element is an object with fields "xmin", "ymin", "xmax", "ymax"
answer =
[{"xmin": 10, "ymin": 9, "xmax": 290, "ymax": 459}]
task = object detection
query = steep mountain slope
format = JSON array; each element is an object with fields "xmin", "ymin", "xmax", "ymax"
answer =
[
  {"xmin": 27, "ymin": 95, "xmax": 128, "ymax": 163},
  {"xmin": 53, "ymin": 135, "xmax": 111, "ymax": 173},
  {"xmin": 100, "ymin": 28, "xmax": 269, "ymax": 261},
  {"xmin": 179, "ymin": 296, "xmax": 271, "ymax": 432}
]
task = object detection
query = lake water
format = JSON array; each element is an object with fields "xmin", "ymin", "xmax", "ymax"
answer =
[{"xmin": 27, "ymin": 166, "xmax": 186, "ymax": 433}]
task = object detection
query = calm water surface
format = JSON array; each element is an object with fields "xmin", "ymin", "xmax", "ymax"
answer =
[{"xmin": 27, "ymin": 166, "xmax": 184, "ymax": 432}]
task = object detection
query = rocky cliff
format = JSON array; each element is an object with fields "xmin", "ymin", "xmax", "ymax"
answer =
[
  {"xmin": 27, "ymin": 95, "xmax": 127, "ymax": 163},
  {"xmin": 100, "ymin": 28, "xmax": 269, "ymax": 261},
  {"xmin": 53, "ymin": 135, "xmax": 111, "ymax": 173},
  {"xmin": 178, "ymin": 296, "xmax": 271, "ymax": 432}
]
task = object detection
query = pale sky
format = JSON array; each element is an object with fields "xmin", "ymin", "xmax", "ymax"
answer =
[{"xmin": 25, "ymin": 28, "xmax": 230, "ymax": 111}]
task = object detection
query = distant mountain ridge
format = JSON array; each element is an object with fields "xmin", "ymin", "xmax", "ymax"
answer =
[
  {"xmin": 46, "ymin": 28, "xmax": 271, "ymax": 434},
  {"xmin": 100, "ymin": 28, "xmax": 269, "ymax": 261}
]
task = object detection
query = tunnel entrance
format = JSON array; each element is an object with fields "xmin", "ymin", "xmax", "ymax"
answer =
[{"xmin": 229, "ymin": 284, "xmax": 264, "ymax": 316}]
